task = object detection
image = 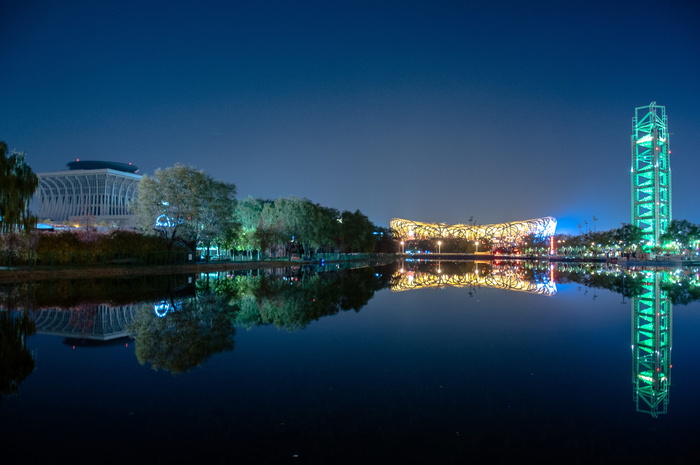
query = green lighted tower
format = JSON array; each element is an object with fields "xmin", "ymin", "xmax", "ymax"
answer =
[{"xmin": 631, "ymin": 102, "xmax": 671, "ymax": 249}]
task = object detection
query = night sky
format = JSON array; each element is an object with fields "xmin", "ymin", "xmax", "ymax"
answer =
[{"xmin": 2, "ymin": 0, "xmax": 699, "ymax": 233}]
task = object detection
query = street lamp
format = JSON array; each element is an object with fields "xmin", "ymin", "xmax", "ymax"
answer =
[
  {"xmin": 475, "ymin": 240, "xmax": 479, "ymax": 253},
  {"xmin": 437, "ymin": 240, "xmax": 442, "ymax": 254},
  {"xmin": 400, "ymin": 241, "xmax": 404, "ymax": 253}
]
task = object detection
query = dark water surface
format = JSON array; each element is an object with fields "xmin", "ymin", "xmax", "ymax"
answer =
[{"xmin": 2, "ymin": 261, "xmax": 700, "ymax": 464}]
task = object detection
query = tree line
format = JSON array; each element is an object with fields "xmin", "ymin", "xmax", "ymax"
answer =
[
  {"xmin": 1, "ymin": 147, "xmax": 392, "ymax": 258},
  {"xmin": 521, "ymin": 223, "xmax": 646, "ymax": 255},
  {"xmin": 233, "ymin": 196, "xmax": 392, "ymax": 259},
  {"xmin": 548, "ymin": 220, "xmax": 700, "ymax": 256},
  {"xmin": 133, "ymin": 164, "xmax": 393, "ymax": 258}
]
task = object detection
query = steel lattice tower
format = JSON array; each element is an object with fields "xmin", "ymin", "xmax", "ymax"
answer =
[{"xmin": 631, "ymin": 102, "xmax": 671, "ymax": 248}]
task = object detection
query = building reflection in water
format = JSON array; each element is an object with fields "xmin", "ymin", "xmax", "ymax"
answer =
[
  {"xmin": 391, "ymin": 260, "xmax": 556, "ymax": 296},
  {"xmin": 29, "ymin": 304, "xmax": 139, "ymax": 345},
  {"xmin": 631, "ymin": 271, "xmax": 672, "ymax": 417},
  {"xmin": 392, "ymin": 260, "xmax": 690, "ymax": 418},
  {"xmin": 4, "ymin": 261, "xmax": 697, "ymax": 415}
]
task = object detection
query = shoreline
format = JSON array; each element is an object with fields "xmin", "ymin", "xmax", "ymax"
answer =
[
  {"xmin": 4, "ymin": 252, "xmax": 697, "ymax": 283},
  {"xmin": 0, "ymin": 260, "xmax": 306, "ymax": 283},
  {"xmin": 0, "ymin": 255, "xmax": 401, "ymax": 283},
  {"xmin": 406, "ymin": 253, "xmax": 700, "ymax": 267}
]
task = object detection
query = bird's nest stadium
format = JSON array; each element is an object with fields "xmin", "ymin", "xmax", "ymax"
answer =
[{"xmin": 390, "ymin": 217, "xmax": 557, "ymax": 249}]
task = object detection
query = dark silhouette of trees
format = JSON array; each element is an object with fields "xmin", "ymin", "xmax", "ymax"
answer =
[
  {"xmin": 339, "ymin": 210, "xmax": 375, "ymax": 253},
  {"xmin": 0, "ymin": 141, "xmax": 39, "ymax": 234},
  {"xmin": 0, "ymin": 310, "xmax": 36, "ymax": 399}
]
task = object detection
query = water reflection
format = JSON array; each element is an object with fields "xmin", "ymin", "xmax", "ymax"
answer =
[
  {"xmin": 525, "ymin": 264, "xmax": 697, "ymax": 418},
  {"xmin": 1, "ymin": 261, "xmax": 699, "ymax": 417},
  {"xmin": 391, "ymin": 260, "xmax": 700, "ymax": 417},
  {"xmin": 0, "ymin": 310, "xmax": 36, "ymax": 401},
  {"xmin": 31, "ymin": 304, "xmax": 138, "ymax": 343},
  {"xmin": 0, "ymin": 283, "xmax": 37, "ymax": 401},
  {"xmin": 130, "ymin": 264, "xmax": 395, "ymax": 373},
  {"xmin": 630, "ymin": 271, "xmax": 671, "ymax": 417},
  {"xmin": 130, "ymin": 292, "xmax": 236, "ymax": 374},
  {"xmin": 545, "ymin": 264, "xmax": 697, "ymax": 417},
  {"xmin": 392, "ymin": 260, "xmax": 556, "ymax": 295}
]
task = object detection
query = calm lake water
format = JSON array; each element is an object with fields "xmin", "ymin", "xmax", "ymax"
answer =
[{"xmin": 2, "ymin": 260, "xmax": 700, "ymax": 464}]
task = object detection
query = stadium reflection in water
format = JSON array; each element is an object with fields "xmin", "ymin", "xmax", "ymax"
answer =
[
  {"xmin": 394, "ymin": 260, "xmax": 682, "ymax": 418},
  {"xmin": 2, "ymin": 261, "xmax": 699, "ymax": 462},
  {"xmin": 391, "ymin": 260, "xmax": 557, "ymax": 296}
]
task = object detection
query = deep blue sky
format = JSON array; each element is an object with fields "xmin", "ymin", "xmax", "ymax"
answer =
[{"xmin": 2, "ymin": 0, "xmax": 699, "ymax": 233}]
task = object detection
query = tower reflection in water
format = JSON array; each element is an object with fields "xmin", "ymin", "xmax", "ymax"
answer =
[
  {"xmin": 392, "ymin": 261, "xmax": 693, "ymax": 418},
  {"xmin": 3, "ymin": 261, "xmax": 694, "ymax": 417},
  {"xmin": 631, "ymin": 271, "xmax": 671, "ymax": 417}
]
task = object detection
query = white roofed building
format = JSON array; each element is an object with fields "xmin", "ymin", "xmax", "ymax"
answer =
[{"xmin": 36, "ymin": 160, "xmax": 141, "ymax": 227}]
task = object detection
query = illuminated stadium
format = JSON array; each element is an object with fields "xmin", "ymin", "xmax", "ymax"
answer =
[{"xmin": 390, "ymin": 217, "xmax": 557, "ymax": 251}]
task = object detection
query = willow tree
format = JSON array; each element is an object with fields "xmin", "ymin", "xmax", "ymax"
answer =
[
  {"xmin": 133, "ymin": 164, "xmax": 238, "ymax": 254},
  {"xmin": 0, "ymin": 141, "xmax": 39, "ymax": 233}
]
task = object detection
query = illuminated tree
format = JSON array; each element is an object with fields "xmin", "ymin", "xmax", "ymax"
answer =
[
  {"xmin": 660, "ymin": 219, "xmax": 700, "ymax": 251},
  {"xmin": 0, "ymin": 141, "xmax": 39, "ymax": 234},
  {"xmin": 234, "ymin": 195, "xmax": 386, "ymax": 258},
  {"xmin": 134, "ymin": 164, "xmax": 238, "ymax": 253},
  {"xmin": 234, "ymin": 197, "xmax": 281, "ymax": 258},
  {"xmin": 614, "ymin": 223, "xmax": 644, "ymax": 250}
]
